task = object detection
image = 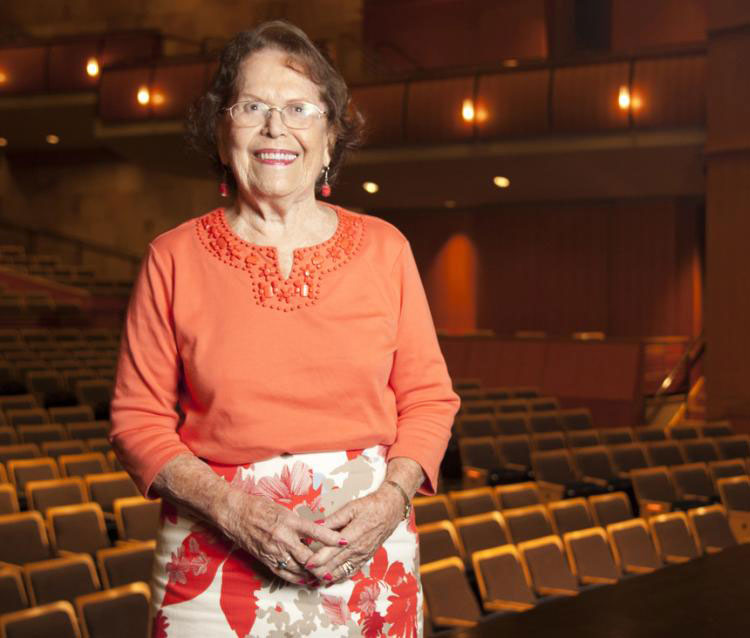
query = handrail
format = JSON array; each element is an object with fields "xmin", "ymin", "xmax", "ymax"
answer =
[{"xmin": 645, "ymin": 332, "xmax": 705, "ymax": 424}]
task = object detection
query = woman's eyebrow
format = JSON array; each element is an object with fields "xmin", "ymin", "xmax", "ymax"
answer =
[{"xmin": 237, "ymin": 93, "xmax": 313, "ymax": 103}]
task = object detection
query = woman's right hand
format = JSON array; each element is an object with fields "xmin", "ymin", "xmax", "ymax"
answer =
[{"xmin": 218, "ymin": 488, "xmax": 346, "ymax": 585}]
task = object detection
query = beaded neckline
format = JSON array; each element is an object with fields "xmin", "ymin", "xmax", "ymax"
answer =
[{"xmin": 195, "ymin": 205, "xmax": 365, "ymax": 312}]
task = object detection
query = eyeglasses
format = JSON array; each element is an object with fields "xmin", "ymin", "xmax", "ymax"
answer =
[{"xmin": 224, "ymin": 100, "xmax": 327, "ymax": 130}]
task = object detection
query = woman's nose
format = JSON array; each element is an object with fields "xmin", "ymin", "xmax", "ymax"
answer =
[{"xmin": 262, "ymin": 108, "xmax": 285, "ymax": 137}]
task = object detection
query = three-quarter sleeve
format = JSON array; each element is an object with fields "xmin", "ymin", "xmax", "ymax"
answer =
[
  {"xmin": 109, "ymin": 243, "xmax": 192, "ymax": 497},
  {"xmin": 386, "ymin": 241, "xmax": 460, "ymax": 495}
]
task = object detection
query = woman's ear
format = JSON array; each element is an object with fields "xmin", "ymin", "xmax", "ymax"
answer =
[
  {"xmin": 216, "ymin": 120, "xmax": 229, "ymax": 166},
  {"xmin": 323, "ymin": 130, "xmax": 335, "ymax": 167}
]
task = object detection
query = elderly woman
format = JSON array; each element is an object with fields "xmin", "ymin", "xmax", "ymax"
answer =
[{"xmin": 109, "ymin": 20, "xmax": 458, "ymax": 638}]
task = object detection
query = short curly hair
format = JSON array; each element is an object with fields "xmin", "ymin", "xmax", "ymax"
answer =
[{"xmin": 185, "ymin": 20, "xmax": 364, "ymax": 196}]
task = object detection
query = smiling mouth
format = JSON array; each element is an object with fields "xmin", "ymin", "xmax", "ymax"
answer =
[{"xmin": 254, "ymin": 151, "xmax": 299, "ymax": 165}]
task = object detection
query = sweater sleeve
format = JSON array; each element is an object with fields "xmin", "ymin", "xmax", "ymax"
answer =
[
  {"xmin": 385, "ymin": 240, "xmax": 460, "ymax": 495},
  {"xmin": 109, "ymin": 242, "xmax": 192, "ymax": 497}
]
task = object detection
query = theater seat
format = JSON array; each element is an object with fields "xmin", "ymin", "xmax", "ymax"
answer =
[
  {"xmin": 413, "ymin": 494, "xmax": 454, "ymax": 526},
  {"xmin": 0, "ymin": 511, "xmax": 51, "ymax": 565},
  {"xmin": 454, "ymin": 511, "xmax": 510, "ymax": 556},
  {"xmin": 449, "ymin": 487, "xmax": 498, "ymax": 517},
  {"xmin": 23, "ymin": 554, "xmax": 100, "ymax": 606},
  {"xmin": 589, "ymin": 492, "xmax": 634, "ymax": 527},
  {"xmin": 46, "ymin": 503, "xmax": 111, "ymax": 555},
  {"xmin": 518, "ymin": 535, "xmax": 579, "ymax": 597},
  {"xmin": 0, "ymin": 600, "xmax": 81, "ymax": 638},
  {"xmin": 418, "ymin": 520, "xmax": 464, "ymax": 564},
  {"xmin": 547, "ymin": 498, "xmax": 595, "ymax": 535},
  {"xmin": 96, "ymin": 541, "xmax": 155, "ymax": 589},
  {"xmin": 0, "ymin": 564, "xmax": 28, "ymax": 614},
  {"xmin": 563, "ymin": 527, "xmax": 620, "ymax": 585},
  {"xmin": 472, "ymin": 544, "xmax": 537, "ymax": 612},
  {"xmin": 687, "ymin": 505, "xmax": 738, "ymax": 554},
  {"xmin": 495, "ymin": 482, "xmax": 542, "ymax": 510},
  {"xmin": 648, "ymin": 511, "xmax": 699, "ymax": 564},
  {"xmin": 420, "ymin": 557, "xmax": 481, "ymax": 629},
  {"xmin": 607, "ymin": 518, "xmax": 662, "ymax": 574},
  {"xmin": 716, "ymin": 477, "xmax": 750, "ymax": 543},
  {"xmin": 503, "ymin": 504, "xmax": 555, "ymax": 544},
  {"xmin": 25, "ymin": 477, "xmax": 88, "ymax": 516},
  {"xmin": 113, "ymin": 496, "xmax": 161, "ymax": 541},
  {"xmin": 0, "ymin": 483, "xmax": 20, "ymax": 514}
]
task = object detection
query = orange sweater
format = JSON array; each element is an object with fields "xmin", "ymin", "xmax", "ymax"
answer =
[{"xmin": 109, "ymin": 205, "xmax": 459, "ymax": 497}]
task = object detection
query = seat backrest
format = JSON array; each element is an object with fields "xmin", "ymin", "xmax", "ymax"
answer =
[
  {"xmin": 680, "ymin": 439, "xmax": 720, "ymax": 464},
  {"xmin": 0, "ymin": 394, "xmax": 37, "ymax": 411},
  {"xmin": 0, "ymin": 443, "xmax": 40, "ymax": 465},
  {"xmin": 59, "ymin": 453, "xmax": 109, "ymax": 478},
  {"xmin": 634, "ymin": 427, "xmax": 667, "ymax": 442},
  {"xmin": 716, "ymin": 435, "xmax": 750, "ymax": 460},
  {"xmin": 0, "ymin": 426, "xmax": 18, "ymax": 445},
  {"xmin": 589, "ymin": 492, "xmax": 633, "ymax": 527},
  {"xmin": 46, "ymin": 503, "xmax": 110, "ymax": 555},
  {"xmin": 6, "ymin": 407, "xmax": 49, "ymax": 426},
  {"xmin": 496, "ymin": 399, "xmax": 529, "ymax": 414},
  {"xmin": 609, "ymin": 443, "xmax": 649, "ymax": 474},
  {"xmin": 76, "ymin": 583, "xmax": 151, "ymax": 638},
  {"xmin": 417, "ymin": 521, "xmax": 464, "ymax": 564},
  {"xmin": 41, "ymin": 440, "xmax": 87, "ymax": 460},
  {"xmin": 645, "ymin": 441, "xmax": 685, "ymax": 467},
  {"xmin": 531, "ymin": 450, "xmax": 578, "ymax": 485},
  {"xmin": 420, "ymin": 557, "xmax": 481, "ymax": 628},
  {"xmin": 457, "ymin": 437, "xmax": 500, "ymax": 471},
  {"xmin": 601, "ymin": 428, "xmax": 634, "ymax": 446},
  {"xmin": 23, "ymin": 555, "xmax": 100, "ymax": 606},
  {"xmin": 572, "ymin": 446, "xmax": 617, "ymax": 481},
  {"xmin": 687, "ymin": 505, "xmax": 738, "ymax": 553},
  {"xmin": 0, "ymin": 483, "xmax": 19, "ymax": 514},
  {"xmin": 0, "ymin": 511, "xmax": 51, "ymax": 564},
  {"xmin": 529, "ymin": 398, "xmax": 560, "ymax": 412},
  {"xmin": 96, "ymin": 541, "xmax": 156, "ymax": 589},
  {"xmin": 114, "ymin": 496, "xmax": 161, "ymax": 541},
  {"xmin": 532, "ymin": 432, "xmax": 566, "ymax": 451},
  {"xmin": 669, "ymin": 426, "xmax": 699, "ymax": 440},
  {"xmin": 631, "ymin": 467, "xmax": 678, "ymax": 504},
  {"xmin": 66, "ymin": 421, "xmax": 110, "ymax": 441},
  {"xmin": 566, "ymin": 430, "xmax": 601, "ymax": 448},
  {"xmin": 700, "ymin": 423, "xmax": 733, "ymax": 438},
  {"xmin": 462, "ymin": 400, "xmax": 495, "ymax": 416},
  {"xmin": 648, "ymin": 512, "xmax": 699, "ymax": 563},
  {"xmin": 454, "ymin": 512, "xmax": 509, "ymax": 556},
  {"xmin": 472, "ymin": 545, "xmax": 536, "ymax": 612},
  {"xmin": 17, "ymin": 424, "xmax": 66, "ymax": 445},
  {"xmin": 495, "ymin": 482, "xmax": 542, "ymax": 510},
  {"xmin": 563, "ymin": 527, "xmax": 620, "ymax": 585},
  {"xmin": 512, "ymin": 387, "xmax": 539, "ymax": 399},
  {"xmin": 47, "ymin": 406, "xmax": 95, "ymax": 425},
  {"xmin": 503, "ymin": 505, "xmax": 555, "ymax": 544},
  {"xmin": 670, "ymin": 463, "xmax": 715, "ymax": 500},
  {"xmin": 495, "ymin": 414, "xmax": 529, "ymax": 436},
  {"xmin": 0, "ymin": 600, "xmax": 81, "ymax": 638},
  {"xmin": 414, "ymin": 495, "xmax": 454, "ymax": 526},
  {"xmin": 518, "ymin": 535, "xmax": 578, "ymax": 596},
  {"xmin": 717, "ymin": 476, "xmax": 750, "ymax": 512},
  {"xmin": 547, "ymin": 498, "xmax": 594, "ymax": 535},
  {"xmin": 456, "ymin": 415, "xmax": 496, "ymax": 437},
  {"xmin": 528, "ymin": 411, "xmax": 562, "ymax": 434},
  {"xmin": 709, "ymin": 459, "xmax": 748, "ymax": 488},
  {"xmin": 26, "ymin": 478, "xmax": 87, "ymax": 515},
  {"xmin": 607, "ymin": 518, "xmax": 662, "ymax": 573},
  {"xmin": 0, "ymin": 564, "xmax": 28, "ymax": 614},
  {"xmin": 7, "ymin": 457, "xmax": 59, "ymax": 494},
  {"xmin": 85, "ymin": 438, "xmax": 111, "ymax": 454},
  {"xmin": 558, "ymin": 408, "xmax": 593, "ymax": 431},
  {"xmin": 496, "ymin": 435, "xmax": 532, "ymax": 469},
  {"xmin": 449, "ymin": 488, "xmax": 498, "ymax": 518}
]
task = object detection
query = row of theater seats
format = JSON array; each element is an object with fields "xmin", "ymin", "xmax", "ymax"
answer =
[
  {"xmin": 1, "ymin": 392, "xmax": 113, "ymax": 431},
  {"xmin": 415, "ymin": 484, "xmax": 744, "ymax": 631},
  {"xmin": 0, "ymin": 243, "xmax": 133, "ymax": 295}
]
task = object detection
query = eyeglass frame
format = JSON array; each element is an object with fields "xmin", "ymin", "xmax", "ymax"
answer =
[{"xmin": 223, "ymin": 99, "xmax": 328, "ymax": 129}]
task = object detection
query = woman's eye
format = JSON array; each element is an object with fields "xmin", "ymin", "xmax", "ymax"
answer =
[
  {"xmin": 245, "ymin": 102, "xmax": 263, "ymax": 112},
  {"xmin": 291, "ymin": 104, "xmax": 308, "ymax": 114}
]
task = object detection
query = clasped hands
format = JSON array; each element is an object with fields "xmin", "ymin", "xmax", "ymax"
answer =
[{"xmin": 222, "ymin": 482, "xmax": 405, "ymax": 586}]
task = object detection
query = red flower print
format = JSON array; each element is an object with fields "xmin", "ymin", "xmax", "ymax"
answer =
[
  {"xmin": 385, "ymin": 573, "xmax": 419, "ymax": 638},
  {"xmin": 153, "ymin": 610, "xmax": 169, "ymax": 638},
  {"xmin": 255, "ymin": 461, "xmax": 321, "ymax": 511},
  {"xmin": 219, "ymin": 549, "xmax": 263, "ymax": 638},
  {"xmin": 346, "ymin": 449, "xmax": 364, "ymax": 461},
  {"xmin": 322, "ymin": 594, "xmax": 351, "ymax": 625},
  {"xmin": 362, "ymin": 611, "xmax": 385, "ymax": 638},
  {"xmin": 355, "ymin": 582, "xmax": 380, "ymax": 616}
]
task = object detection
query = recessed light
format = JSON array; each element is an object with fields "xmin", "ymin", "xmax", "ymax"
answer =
[
  {"xmin": 85, "ymin": 57, "xmax": 100, "ymax": 77},
  {"xmin": 137, "ymin": 86, "xmax": 150, "ymax": 105},
  {"xmin": 618, "ymin": 86, "xmax": 630, "ymax": 110},
  {"xmin": 493, "ymin": 176, "xmax": 510, "ymax": 188},
  {"xmin": 461, "ymin": 99, "xmax": 475, "ymax": 122},
  {"xmin": 0, "ymin": 70, "xmax": 7, "ymax": 84},
  {"xmin": 0, "ymin": 137, "xmax": 7, "ymax": 147},
  {"xmin": 46, "ymin": 134, "xmax": 60, "ymax": 145},
  {"xmin": 362, "ymin": 181, "xmax": 379, "ymax": 194}
]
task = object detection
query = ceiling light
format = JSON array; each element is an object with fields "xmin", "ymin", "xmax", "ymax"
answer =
[
  {"xmin": 137, "ymin": 86, "xmax": 150, "ymax": 105},
  {"xmin": 46, "ymin": 134, "xmax": 60, "ymax": 145},
  {"xmin": 151, "ymin": 91, "xmax": 165, "ymax": 106},
  {"xmin": 503, "ymin": 59, "xmax": 519, "ymax": 68},
  {"xmin": 0, "ymin": 137, "xmax": 7, "ymax": 147},
  {"xmin": 461, "ymin": 99, "xmax": 475, "ymax": 122},
  {"xmin": 85, "ymin": 57, "xmax": 100, "ymax": 77},
  {"xmin": 493, "ymin": 176, "xmax": 510, "ymax": 188},
  {"xmin": 618, "ymin": 86, "xmax": 630, "ymax": 110},
  {"xmin": 362, "ymin": 181, "xmax": 379, "ymax": 194},
  {"xmin": 0, "ymin": 70, "xmax": 7, "ymax": 83}
]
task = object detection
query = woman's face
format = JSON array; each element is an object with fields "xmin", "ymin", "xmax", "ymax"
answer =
[{"xmin": 218, "ymin": 48, "xmax": 333, "ymax": 204}]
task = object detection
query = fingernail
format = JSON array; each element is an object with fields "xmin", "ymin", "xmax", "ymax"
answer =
[
  {"xmin": 297, "ymin": 579, "xmax": 308, "ymax": 585},
  {"xmin": 315, "ymin": 519, "xmax": 325, "ymax": 524},
  {"xmin": 324, "ymin": 572, "xmax": 333, "ymax": 581},
  {"xmin": 338, "ymin": 539, "xmax": 348, "ymax": 547},
  {"xmin": 305, "ymin": 562, "xmax": 316, "ymax": 569}
]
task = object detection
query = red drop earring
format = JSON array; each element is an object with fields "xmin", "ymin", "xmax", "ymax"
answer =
[
  {"xmin": 219, "ymin": 166, "xmax": 229, "ymax": 198},
  {"xmin": 320, "ymin": 165, "xmax": 331, "ymax": 198}
]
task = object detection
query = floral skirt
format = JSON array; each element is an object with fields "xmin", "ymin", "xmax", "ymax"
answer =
[{"xmin": 150, "ymin": 445, "xmax": 423, "ymax": 638}]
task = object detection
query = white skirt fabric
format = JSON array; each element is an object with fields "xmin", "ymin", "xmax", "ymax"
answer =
[{"xmin": 150, "ymin": 445, "xmax": 423, "ymax": 638}]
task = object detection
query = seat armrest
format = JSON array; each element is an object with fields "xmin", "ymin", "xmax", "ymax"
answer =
[
  {"xmin": 537, "ymin": 585, "xmax": 578, "ymax": 597},
  {"xmin": 582, "ymin": 475, "xmax": 609, "ymax": 488},
  {"xmin": 638, "ymin": 499, "xmax": 672, "ymax": 517}
]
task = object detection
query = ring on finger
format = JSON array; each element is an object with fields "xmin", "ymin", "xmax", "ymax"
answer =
[
  {"xmin": 277, "ymin": 556, "xmax": 292, "ymax": 571},
  {"xmin": 341, "ymin": 560, "xmax": 355, "ymax": 576}
]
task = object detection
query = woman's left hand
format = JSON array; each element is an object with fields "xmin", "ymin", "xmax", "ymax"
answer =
[{"xmin": 305, "ymin": 484, "xmax": 405, "ymax": 584}]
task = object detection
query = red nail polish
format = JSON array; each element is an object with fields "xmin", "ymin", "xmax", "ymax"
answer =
[
  {"xmin": 338, "ymin": 539, "xmax": 348, "ymax": 547},
  {"xmin": 324, "ymin": 572, "xmax": 333, "ymax": 581},
  {"xmin": 306, "ymin": 563, "xmax": 316, "ymax": 569},
  {"xmin": 315, "ymin": 519, "xmax": 325, "ymax": 524}
]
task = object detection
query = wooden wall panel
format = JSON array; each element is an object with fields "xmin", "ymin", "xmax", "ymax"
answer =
[{"xmin": 611, "ymin": 0, "xmax": 707, "ymax": 52}]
